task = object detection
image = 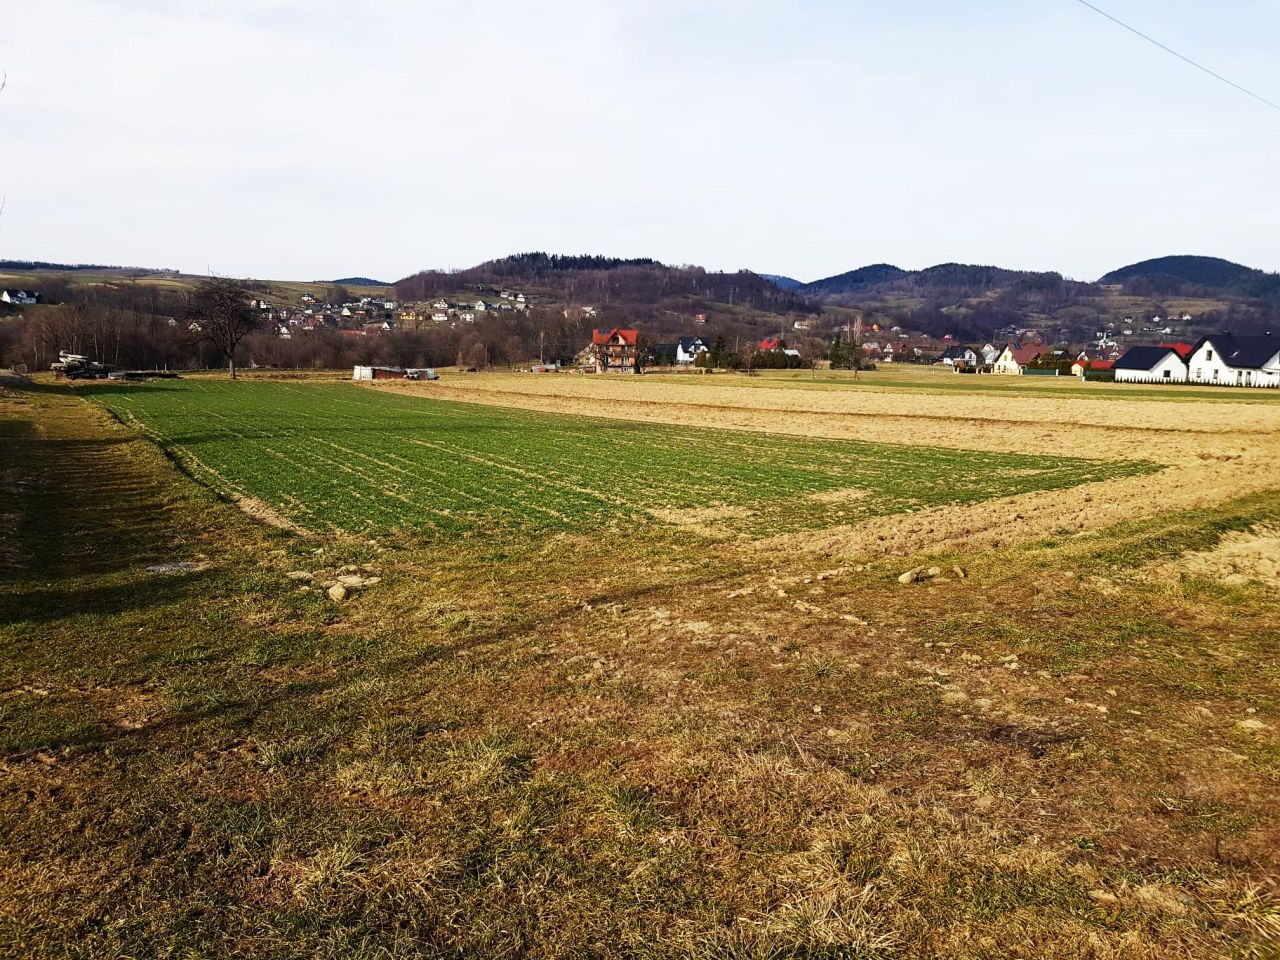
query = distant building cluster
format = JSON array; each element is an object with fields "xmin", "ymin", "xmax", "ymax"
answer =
[{"xmin": 262, "ymin": 287, "xmax": 550, "ymax": 340}]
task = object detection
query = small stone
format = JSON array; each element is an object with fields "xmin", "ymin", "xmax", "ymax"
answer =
[
  {"xmin": 1236, "ymin": 718, "xmax": 1270, "ymax": 732},
  {"xmin": 328, "ymin": 584, "xmax": 348, "ymax": 602},
  {"xmin": 898, "ymin": 566, "xmax": 925, "ymax": 584},
  {"xmin": 926, "ymin": 567, "xmax": 942, "ymax": 578},
  {"xmin": 285, "ymin": 571, "xmax": 313, "ymax": 581},
  {"xmin": 1088, "ymin": 889, "xmax": 1118, "ymax": 905},
  {"xmin": 952, "ymin": 566, "xmax": 967, "ymax": 579}
]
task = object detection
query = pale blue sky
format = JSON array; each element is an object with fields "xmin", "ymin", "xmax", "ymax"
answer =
[{"xmin": 4, "ymin": 0, "xmax": 1279, "ymax": 282}]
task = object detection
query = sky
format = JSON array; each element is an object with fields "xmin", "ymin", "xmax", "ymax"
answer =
[{"xmin": 4, "ymin": 0, "xmax": 1280, "ymax": 283}]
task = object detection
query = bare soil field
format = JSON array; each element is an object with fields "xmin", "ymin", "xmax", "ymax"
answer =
[{"xmin": 372, "ymin": 373, "xmax": 1280, "ymax": 558}]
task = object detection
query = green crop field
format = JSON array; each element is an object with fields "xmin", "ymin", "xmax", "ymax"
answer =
[{"xmin": 86, "ymin": 380, "xmax": 1157, "ymax": 542}]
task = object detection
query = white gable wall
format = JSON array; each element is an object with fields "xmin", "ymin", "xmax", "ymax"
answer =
[
  {"xmin": 992, "ymin": 349, "xmax": 1023, "ymax": 375},
  {"xmin": 1115, "ymin": 352, "xmax": 1186, "ymax": 383},
  {"xmin": 1188, "ymin": 342, "xmax": 1280, "ymax": 388}
]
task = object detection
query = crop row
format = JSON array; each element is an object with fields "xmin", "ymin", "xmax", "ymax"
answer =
[{"xmin": 88, "ymin": 381, "xmax": 1158, "ymax": 542}]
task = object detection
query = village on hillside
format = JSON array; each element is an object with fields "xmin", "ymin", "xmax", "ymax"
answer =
[{"xmin": 5, "ymin": 276, "xmax": 1280, "ymax": 387}]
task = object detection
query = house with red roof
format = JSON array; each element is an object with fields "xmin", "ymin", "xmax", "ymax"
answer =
[
  {"xmin": 758, "ymin": 336, "xmax": 784, "ymax": 352},
  {"xmin": 992, "ymin": 342, "xmax": 1043, "ymax": 375},
  {"xmin": 1070, "ymin": 357, "xmax": 1114, "ymax": 376},
  {"xmin": 581, "ymin": 328, "xmax": 640, "ymax": 373}
]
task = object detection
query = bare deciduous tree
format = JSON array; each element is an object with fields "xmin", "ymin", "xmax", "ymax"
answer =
[{"xmin": 187, "ymin": 278, "xmax": 261, "ymax": 379}]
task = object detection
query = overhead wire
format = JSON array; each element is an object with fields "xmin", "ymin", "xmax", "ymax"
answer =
[{"xmin": 1071, "ymin": 0, "xmax": 1280, "ymax": 113}]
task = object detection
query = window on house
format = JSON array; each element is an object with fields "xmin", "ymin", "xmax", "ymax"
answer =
[
  {"xmin": 1163, "ymin": 370, "xmax": 1171, "ymax": 379},
  {"xmin": 1206, "ymin": 350, "xmax": 1213, "ymax": 360},
  {"xmin": 1213, "ymin": 369, "xmax": 1219, "ymax": 380}
]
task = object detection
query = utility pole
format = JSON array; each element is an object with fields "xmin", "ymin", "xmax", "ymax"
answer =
[
  {"xmin": 853, "ymin": 312, "xmax": 863, "ymax": 381},
  {"xmin": 845, "ymin": 316, "xmax": 852, "ymax": 375}
]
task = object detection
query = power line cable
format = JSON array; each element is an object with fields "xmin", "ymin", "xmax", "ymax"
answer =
[{"xmin": 1071, "ymin": 0, "xmax": 1280, "ymax": 113}]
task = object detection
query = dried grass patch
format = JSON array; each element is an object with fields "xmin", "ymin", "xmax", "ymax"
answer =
[
  {"xmin": 1166, "ymin": 525, "xmax": 1280, "ymax": 589},
  {"xmin": 649, "ymin": 504, "xmax": 753, "ymax": 526},
  {"xmin": 807, "ymin": 487, "xmax": 869, "ymax": 505}
]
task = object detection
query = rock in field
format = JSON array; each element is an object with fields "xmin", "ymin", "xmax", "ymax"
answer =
[{"xmin": 328, "ymin": 584, "xmax": 348, "ymax": 602}]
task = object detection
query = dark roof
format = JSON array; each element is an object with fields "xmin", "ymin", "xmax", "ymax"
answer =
[
  {"xmin": 1194, "ymin": 334, "xmax": 1280, "ymax": 370},
  {"xmin": 676, "ymin": 336, "xmax": 708, "ymax": 351},
  {"xmin": 648, "ymin": 343, "xmax": 679, "ymax": 358},
  {"xmin": 939, "ymin": 345, "xmax": 974, "ymax": 360},
  {"xmin": 1115, "ymin": 346, "xmax": 1181, "ymax": 371}
]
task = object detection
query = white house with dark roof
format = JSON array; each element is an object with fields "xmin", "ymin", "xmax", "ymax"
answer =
[
  {"xmin": 675, "ymin": 336, "xmax": 711, "ymax": 365},
  {"xmin": 1187, "ymin": 334, "xmax": 1280, "ymax": 388},
  {"xmin": 1114, "ymin": 346, "xmax": 1187, "ymax": 383}
]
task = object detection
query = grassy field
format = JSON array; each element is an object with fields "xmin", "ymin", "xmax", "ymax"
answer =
[
  {"xmin": 85, "ymin": 381, "xmax": 1155, "ymax": 543},
  {"xmin": 2, "ymin": 377, "xmax": 1278, "ymax": 959}
]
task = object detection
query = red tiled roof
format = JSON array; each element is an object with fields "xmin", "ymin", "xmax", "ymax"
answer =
[
  {"xmin": 591, "ymin": 328, "xmax": 638, "ymax": 346},
  {"xmin": 758, "ymin": 336, "xmax": 783, "ymax": 350},
  {"xmin": 1160, "ymin": 342, "xmax": 1194, "ymax": 360},
  {"xmin": 1005, "ymin": 344, "xmax": 1042, "ymax": 365}
]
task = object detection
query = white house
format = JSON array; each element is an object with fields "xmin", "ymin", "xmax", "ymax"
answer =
[
  {"xmin": 993, "ymin": 344, "xmax": 1042, "ymax": 375},
  {"xmin": 676, "ymin": 337, "xmax": 711, "ymax": 365},
  {"xmin": 1113, "ymin": 346, "xmax": 1187, "ymax": 383},
  {"xmin": 1186, "ymin": 334, "xmax": 1280, "ymax": 388},
  {"xmin": 474, "ymin": 300, "xmax": 489, "ymax": 312},
  {"xmin": 431, "ymin": 312, "xmax": 449, "ymax": 323},
  {"xmin": 938, "ymin": 346, "xmax": 978, "ymax": 367},
  {"xmin": 432, "ymin": 299, "xmax": 449, "ymax": 310},
  {"xmin": 1, "ymin": 289, "xmax": 41, "ymax": 305}
]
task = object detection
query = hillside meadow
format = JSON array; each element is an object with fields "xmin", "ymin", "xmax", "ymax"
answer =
[{"xmin": 1, "ymin": 371, "xmax": 1277, "ymax": 959}]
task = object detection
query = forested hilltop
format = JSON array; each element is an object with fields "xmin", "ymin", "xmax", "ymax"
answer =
[
  {"xmin": 792, "ymin": 254, "xmax": 1280, "ymax": 342},
  {"xmin": 395, "ymin": 252, "xmax": 816, "ymax": 319}
]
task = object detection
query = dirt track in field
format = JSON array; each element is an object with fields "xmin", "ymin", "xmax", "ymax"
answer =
[{"xmin": 368, "ymin": 374, "xmax": 1280, "ymax": 558}]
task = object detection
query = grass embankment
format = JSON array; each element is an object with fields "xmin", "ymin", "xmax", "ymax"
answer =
[{"xmin": 0, "ymin": 382, "xmax": 1277, "ymax": 958}]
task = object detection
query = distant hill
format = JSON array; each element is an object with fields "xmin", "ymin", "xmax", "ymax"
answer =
[
  {"xmin": 394, "ymin": 252, "xmax": 814, "ymax": 320},
  {"xmin": 1099, "ymin": 255, "xmax": 1260, "ymax": 288},
  {"xmin": 1100, "ymin": 255, "xmax": 1280, "ymax": 302},
  {"xmin": 759, "ymin": 274, "xmax": 804, "ymax": 290},
  {"xmin": 331, "ymin": 276, "xmax": 389, "ymax": 286},
  {"xmin": 798, "ymin": 264, "xmax": 907, "ymax": 297},
  {"xmin": 0, "ymin": 259, "xmax": 174, "ymax": 275},
  {"xmin": 799, "ymin": 262, "xmax": 1067, "ymax": 299}
]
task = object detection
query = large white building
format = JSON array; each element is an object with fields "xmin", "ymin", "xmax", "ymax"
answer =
[{"xmin": 1186, "ymin": 335, "xmax": 1280, "ymax": 388}]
